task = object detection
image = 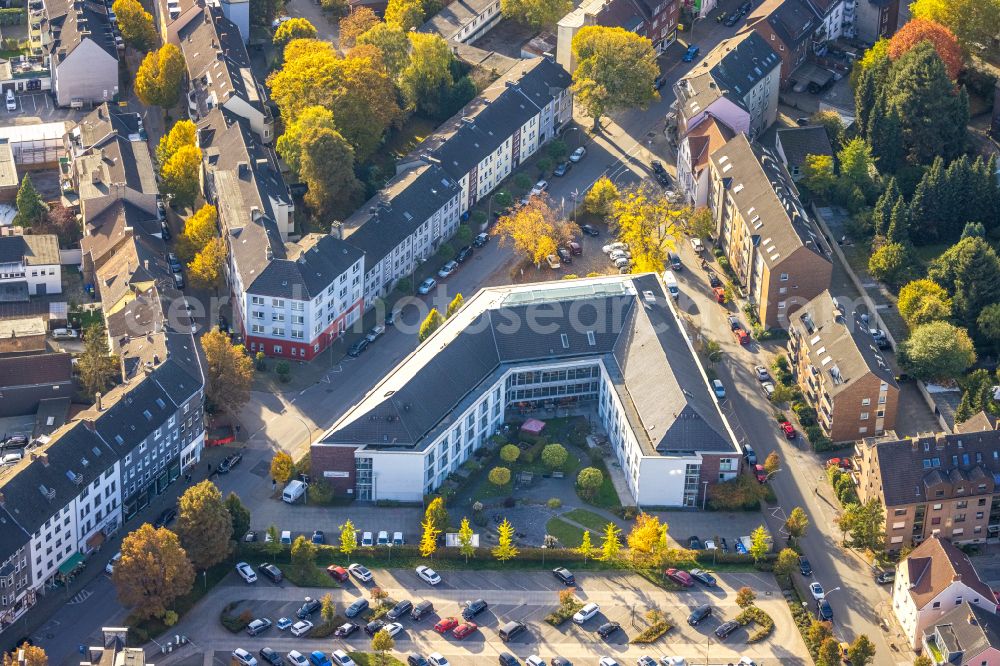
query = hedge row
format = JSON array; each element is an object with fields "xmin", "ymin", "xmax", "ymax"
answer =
[
  {"xmin": 0, "ymin": 8, "xmax": 24, "ymax": 25},
  {"xmin": 736, "ymin": 605, "xmax": 775, "ymax": 643},
  {"xmin": 630, "ymin": 620, "xmax": 672, "ymax": 644}
]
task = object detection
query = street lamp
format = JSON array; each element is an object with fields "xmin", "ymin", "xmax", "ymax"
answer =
[{"xmin": 764, "ymin": 468, "xmax": 783, "ymax": 482}]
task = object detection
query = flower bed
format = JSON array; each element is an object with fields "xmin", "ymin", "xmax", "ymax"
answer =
[
  {"xmin": 736, "ymin": 605, "xmax": 775, "ymax": 643},
  {"xmin": 544, "ymin": 597, "xmax": 585, "ymax": 626},
  {"xmin": 630, "ymin": 620, "xmax": 672, "ymax": 644}
]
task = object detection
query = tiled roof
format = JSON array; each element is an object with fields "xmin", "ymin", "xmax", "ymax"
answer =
[
  {"xmin": 685, "ymin": 115, "xmax": 736, "ymax": 174},
  {"xmin": 955, "ymin": 411, "xmax": 998, "ymax": 434},
  {"xmin": 72, "ymin": 103, "xmax": 143, "ymax": 150},
  {"xmin": 47, "ymin": 0, "xmax": 120, "ymax": 60},
  {"xmin": 775, "ymin": 125, "xmax": 833, "ymax": 168},
  {"xmin": 689, "ymin": 31, "xmax": 780, "ymax": 100},
  {"xmin": 745, "ymin": 0, "xmax": 817, "ymax": 49},
  {"xmin": 81, "ymin": 199, "xmax": 159, "ymax": 269},
  {"xmin": 929, "ymin": 602, "xmax": 1000, "ymax": 660},
  {"xmin": 902, "ymin": 535, "xmax": 997, "ymax": 610},
  {"xmin": 0, "ymin": 353, "xmax": 72, "ymax": 388},
  {"xmin": 0, "ymin": 234, "xmax": 60, "ymax": 265},
  {"xmin": 419, "ymin": 0, "xmax": 498, "ymax": 40},
  {"xmin": 72, "ymin": 133, "xmax": 157, "ymax": 205}
]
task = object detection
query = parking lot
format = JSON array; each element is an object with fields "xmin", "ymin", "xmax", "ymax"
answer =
[
  {"xmin": 4, "ymin": 91, "xmax": 91, "ymax": 123},
  {"xmin": 169, "ymin": 569, "xmax": 807, "ymax": 665}
]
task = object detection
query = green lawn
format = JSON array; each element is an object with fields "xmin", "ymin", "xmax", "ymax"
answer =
[
  {"xmin": 911, "ymin": 243, "xmax": 950, "ymax": 267},
  {"xmin": 347, "ymin": 654, "xmax": 405, "ymax": 666},
  {"xmin": 579, "ymin": 459, "xmax": 622, "ymax": 510},
  {"xmin": 563, "ymin": 508, "xmax": 611, "ymax": 533},
  {"xmin": 546, "ymin": 518, "xmax": 586, "ymax": 548},
  {"xmin": 283, "ymin": 564, "xmax": 342, "ymax": 588}
]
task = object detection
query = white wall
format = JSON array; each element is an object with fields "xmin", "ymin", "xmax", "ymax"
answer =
[
  {"xmin": 75, "ymin": 461, "xmax": 122, "ymax": 554},
  {"xmin": 636, "ymin": 456, "xmax": 693, "ymax": 506},
  {"xmin": 53, "ymin": 40, "xmax": 118, "ymax": 107},
  {"xmin": 369, "ymin": 450, "xmax": 427, "ymax": 502},
  {"xmin": 30, "ymin": 503, "xmax": 78, "ymax": 589}
]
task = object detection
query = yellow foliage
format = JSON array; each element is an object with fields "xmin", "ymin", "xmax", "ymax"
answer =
[
  {"xmin": 160, "ymin": 144, "xmax": 202, "ymax": 208},
  {"xmin": 187, "ymin": 237, "xmax": 226, "ymax": 291},
  {"xmin": 494, "ymin": 198, "xmax": 578, "ymax": 265},
  {"xmin": 611, "ymin": 184, "xmax": 679, "ymax": 273}
]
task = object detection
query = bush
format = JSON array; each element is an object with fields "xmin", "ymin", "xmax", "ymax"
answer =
[
  {"xmin": 396, "ymin": 278, "xmax": 412, "ymax": 293},
  {"xmin": 309, "ymin": 478, "xmax": 335, "ymax": 504},
  {"xmin": 547, "ymin": 497, "xmax": 562, "ymax": 509},
  {"xmin": 736, "ymin": 606, "xmax": 775, "ymax": 643},
  {"xmin": 544, "ymin": 595, "xmax": 584, "ymax": 626},
  {"xmin": 707, "ymin": 475, "xmax": 767, "ymax": 511},
  {"xmin": 630, "ymin": 617, "xmax": 672, "ymax": 644}
]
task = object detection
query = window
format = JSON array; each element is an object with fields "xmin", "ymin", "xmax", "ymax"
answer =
[
  {"xmin": 251, "ymin": 296, "xmax": 264, "ymax": 305},
  {"xmin": 860, "ymin": 412, "xmax": 869, "ymax": 420},
  {"xmin": 932, "ymin": 601, "xmax": 941, "ymax": 609},
  {"xmin": 859, "ymin": 427, "xmax": 867, "ymax": 434},
  {"xmin": 779, "ymin": 273, "xmax": 788, "ymax": 281},
  {"xmin": 861, "ymin": 398, "xmax": 870, "ymax": 406}
]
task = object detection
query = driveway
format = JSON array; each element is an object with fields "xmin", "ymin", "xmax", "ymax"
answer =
[{"xmin": 163, "ymin": 569, "xmax": 806, "ymax": 666}]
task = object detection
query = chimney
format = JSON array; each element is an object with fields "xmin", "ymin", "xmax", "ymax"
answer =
[
  {"xmin": 39, "ymin": 452, "xmax": 49, "ymax": 467},
  {"xmin": 953, "ymin": 573, "xmax": 962, "ymax": 582},
  {"xmin": 95, "ymin": 392, "xmax": 103, "ymax": 411},
  {"xmin": 330, "ymin": 222, "xmax": 342, "ymax": 240},
  {"xmin": 0, "ymin": 492, "xmax": 5, "ymax": 506}
]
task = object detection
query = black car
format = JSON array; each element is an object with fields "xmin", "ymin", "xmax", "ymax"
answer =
[
  {"xmin": 557, "ymin": 247, "xmax": 572, "ymax": 264},
  {"xmin": 296, "ymin": 597, "xmax": 322, "ymax": 619},
  {"xmin": 708, "ymin": 272, "xmax": 723, "ymax": 288},
  {"xmin": 553, "ymin": 162, "xmax": 571, "ymax": 177},
  {"xmin": 473, "ymin": 232, "xmax": 489, "ymax": 247},
  {"xmin": 387, "ymin": 600, "xmax": 413, "ymax": 621},
  {"xmin": 719, "ymin": 537, "xmax": 729, "ymax": 553},
  {"xmin": 154, "ymin": 507, "xmax": 177, "ymax": 528},
  {"xmin": 738, "ymin": 0, "xmax": 751, "ymax": 13},
  {"xmin": 462, "ymin": 598, "xmax": 488, "ymax": 620},
  {"xmin": 498, "ymin": 654, "xmax": 519, "ymax": 666},
  {"xmin": 456, "ymin": 245, "xmax": 474, "ymax": 263},
  {"xmin": 651, "ymin": 161, "xmax": 671, "ymax": 187},
  {"xmin": 550, "ymin": 659, "xmax": 574, "ymax": 666},
  {"xmin": 597, "ymin": 621, "xmax": 621, "ymax": 638},
  {"xmin": 552, "ymin": 567, "xmax": 575, "ymax": 585},
  {"xmin": 689, "ymin": 569, "xmax": 716, "ymax": 586},
  {"xmin": 160, "ymin": 221, "xmax": 171, "ymax": 240},
  {"xmin": 654, "ymin": 75, "xmax": 666, "ymax": 90},
  {"xmin": 334, "ymin": 622, "xmax": 359, "ymax": 638},
  {"xmin": 580, "ymin": 224, "xmax": 600, "ymax": 237},
  {"xmin": 345, "ymin": 598, "xmax": 369, "ymax": 618},
  {"xmin": 217, "ymin": 453, "xmax": 242, "ymax": 473},
  {"xmin": 347, "ymin": 337, "xmax": 370, "ymax": 357},
  {"xmin": 817, "ymin": 599, "xmax": 833, "ymax": 621},
  {"xmin": 365, "ymin": 619, "xmax": 386, "ymax": 637},
  {"xmin": 260, "ymin": 562, "xmax": 283, "ymax": 583},
  {"xmin": 259, "ymin": 648, "xmax": 283, "ymax": 666},
  {"xmin": 688, "ymin": 536, "xmax": 703, "ymax": 550},
  {"xmin": 799, "ymin": 557, "xmax": 812, "ymax": 576},
  {"xmin": 407, "ymin": 656, "xmax": 430, "ymax": 666},
  {"xmin": 688, "ymin": 605, "xmax": 712, "ymax": 626},
  {"xmin": 723, "ymin": 11, "xmax": 740, "ymax": 25},
  {"xmin": 715, "ymin": 620, "xmax": 739, "ymax": 639}
]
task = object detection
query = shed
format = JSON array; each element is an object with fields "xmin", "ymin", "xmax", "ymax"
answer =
[{"xmin": 520, "ymin": 418, "xmax": 546, "ymax": 436}]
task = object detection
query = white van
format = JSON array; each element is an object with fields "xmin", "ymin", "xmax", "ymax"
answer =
[
  {"xmin": 282, "ymin": 479, "xmax": 307, "ymax": 504},
  {"xmin": 663, "ymin": 271, "xmax": 679, "ymax": 299},
  {"xmin": 5, "ymin": 90, "xmax": 15, "ymax": 112}
]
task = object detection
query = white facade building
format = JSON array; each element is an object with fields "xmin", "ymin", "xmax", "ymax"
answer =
[{"xmin": 0, "ymin": 235, "xmax": 62, "ymax": 298}]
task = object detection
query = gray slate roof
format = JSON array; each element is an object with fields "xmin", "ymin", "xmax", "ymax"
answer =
[
  {"xmin": 775, "ymin": 125, "xmax": 833, "ymax": 169},
  {"xmin": 47, "ymin": 0, "xmax": 120, "ymax": 60},
  {"xmin": 687, "ymin": 31, "xmax": 780, "ymax": 102},
  {"xmin": 0, "ymin": 235, "xmax": 60, "ymax": 265},
  {"xmin": 322, "ymin": 275, "xmax": 736, "ymax": 457},
  {"xmin": 929, "ymin": 601, "xmax": 1000, "ymax": 661},
  {"xmin": 419, "ymin": 0, "xmax": 497, "ymax": 40}
]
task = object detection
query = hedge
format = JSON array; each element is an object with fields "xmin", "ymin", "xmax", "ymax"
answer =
[
  {"xmin": 544, "ymin": 597, "xmax": 584, "ymax": 626},
  {"xmin": 630, "ymin": 619, "xmax": 672, "ymax": 644},
  {"xmin": 0, "ymin": 8, "xmax": 24, "ymax": 25},
  {"xmin": 736, "ymin": 605, "xmax": 775, "ymax": 643}
]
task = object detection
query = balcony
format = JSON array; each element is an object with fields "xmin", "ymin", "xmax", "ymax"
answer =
[{"xmin": 922, "ymin": 636, "xmax": 946, "ymax": 665}]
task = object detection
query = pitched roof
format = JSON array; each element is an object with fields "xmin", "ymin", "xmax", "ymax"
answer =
[
  {"xmin": 902, "ymin": 535, "xmax": 996, "ymax": 610},
  {"xmin": 788, "ymin": 290, "xmax": 897, "ymax": 397},
  {"xmin": 709, "ymin": 133, "xmax": 828, "ymax": 268},
  {"xmin": 419, "ymin": 0, "xmax": 498, "ymax": 40},
  {"xmin": 46, "ymin": 0, "xmax": 120, "ymax": 60},
  {"xmin": 745, "ymin": 0, "xmax": 817, "ymax": 49},
  {"xmin": 929, "ymin": 602, "xmax": 1000, "ymax": 660},
  {"xmin": 0, "ymin": 353, "xmax": 72, "ymax": 389},
  {"xmin": 688, "ymin": 31, "xmax": 780, "ymax": 101},
  {"xmin": 684, "ymin": 115, "xmax": 736, "ymax": 174},
  {"xmin": 72, "ymin": 103, "xmax": 144, "ymax": 150},
  {"xmin": 321, "ymin": 274, "xmax": 738, "ymax": 457},
  {"xmin": 955, "ymin": 410, "xmax": 998, "ymax": 434},
  {"xmin": 81, "ymin": 199, "xmax": 160, "ymax": 269},
  {"xmin": 776, "ymin": 125, "xmax": 833, "ymax": 168},
  {"xmin": 0, "ymin": 234, "xmax": 60, "ymax": 265},
  {"xmin": 71, "ymin": 133, "xmax": 158, "ymax": 205}
]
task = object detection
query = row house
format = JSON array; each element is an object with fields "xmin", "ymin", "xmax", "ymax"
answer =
[
  {"xmin": 418, "ymin": 0, "xmax": 502, "ymax": 45},
  {"xmin": 921, "ymin": 602, "xmax": 1000, "ymax": 666},
  {"xmin": 557, "ymin": 0, "xmax": 680, "ymax": 72},
  {"xmin": 312, "ymin": 274, "xmax": 744, "ymax": 506},
  {"xmin": 0, "ymin": 234, "xmax": 62, "ymax": 298},
  {"xmin": 155, "ymin": 0, "xmax": 248, "ymax": 46},
  {"xmin": 787, "ymin": 291, "xmax": 899, "ymax": 442},
  {"xmin": 707, "ymin": 133, "xmax": 832, "ymax": 329},
  {"xmin": 855, "ymin": 427, "xmax": 1000, "ymax": 553},
  {"xmin": 39, "ymin": 0, "xmax": 120, "ymax": 107}
]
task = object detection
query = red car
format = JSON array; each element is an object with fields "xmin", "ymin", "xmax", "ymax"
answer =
[
  {"xmin": 826, "ymin": 457, "xmax": 853, "ymax": 470},
  {"xmin": 434, "ymin": 617, "xmax": 459, "ymax": 634},
  {"xmin": 452, "ymin": 622, "xmax": 478, "ymax": 639},
  {"xmin": 780, "ymin": 421, "xmax": 796, "ymax": 438},
  {"xmin": 733, "ymin": 327, "xmax": 750, "ymax": 345},
  {"xmin": 713, "ymin": 287, "xmax": 727, "ymax": 303},
  {"xmin": 326, "ymin": 565, "xmax": 349, "ymax": 582},
  {"xmin": 754, "ymin": 464, "xmax": 768, "ymax": 483},
  {"xmin": 665, "ymin": 568, "xmax": 694, "ymax": 587}
]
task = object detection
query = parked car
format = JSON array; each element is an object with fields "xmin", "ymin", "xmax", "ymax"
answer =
[
  {"xmin": 689, "ymin": 569, "xmax": 716, "ymax": 586},
  {"xmin": 311, "ymin": 530, "xmax": 325, "ymax": 545},
  {"xmin": 682, "ymin": 45, "xmax": 700, "ymax": 62},
  {"xmin": 377, "ymin": 531, "xmax": 389, "ymax": 546},
  {"xmin": 743, "ymin": 444, "xmax": 757, "ymax": 465},
  {"xmin": 411, "ymin": 601, "xmax": 434, "ymax": 621},
  {"xmin": 308, "ymin": 650, "xmax": 331, "ymax": 666},
  {"xmin": 297, "ymin": 598, "xmax": 321, "ymax": 618},
  {"xmin": 260, "ymin": 563, "xmax": 283, "ymax": 583},
  {"xmin": 286, "ymin": 652, "xmax": 308, "ymax": 666},
  {"xmin": 473, "ymin": 232, "xmax": 490, "ymax": 247},
  {"xmin": 816, "ymin": 599, "xmax": 834, "ymax": 621},
  {"xmin": 387, "ymin": 600, "xmax": 413, "ymax": 621},
  {"xmin": 573, "ymin": 602, "xmax": 600, "ymax": 624},
  {"xmin": 799, "ymin": 557, "xmax": 812, "ymax": 576},
  {"xmin": 246, "ymin": 618, "xmax": 272, "ymax": 636},
  {"xmin": 348, "ymin": 563, "xmax": 373, "ymax": 582},
  {"xmin": 462, "ymin": 599, "xmax": 488, "ymax": 620},
  {"xmin": 334, "ymin": 622, "xmax": 359, "ymax": 638},
  {"xmin": 327, "ymin": 565, "xmax": 349, "ymax": 582},
  {"xmin": 418, "ymin": 278, "xmax": 437, "ymax": 294},
  {"xmin": 416, "ymin": 565, "xmax": 441, "ymax": 585},
  {"xmin": 393, "ymin": 532, "xmax": 404, "ymax": 546},
  {"xmin": 569, "ymin": 147, "xmax": 586, "ymax": 162},
  {"xmin": 723, "ymin": 11, "xmax": 740, "ymax": 25},
  {"xmin": 754, "ymin": 366, "xmax": 770, "ymax": 382},
  {"xmin": 428, "ymin": 654, "xmax": 450, "ymax": 666},
  {"xmin": 651, "ymin": 161, "xmax": 672, "ymax": 187},
  {"xmin": 331, "ymin": 652, "xmax": 356, "ymax": 666},
  {"xmin": 438, "ymin": 261, "xmax": 459, "ymax": 279},
  {"xmin": 665, "ymin": 568, "xmax": 694, "ymax": 587},
  {"xmin": 365, "ymin": 327, "xmax": 385, "ymax": 343},
  {"xmin": 733, "ymin": 327, "xmax": 750, "ymax": 345},
  {"xmin": 603, "ymin": 242, "xmax": 628, "ymax": 254},
  {"xmin": 780, "ymin": 421, "xmax": 796, "ymax": 438},
  {"xmin": 545, "ymin": 254, "xmax": 561, "ymax": 269},
  {"xmin": 688, "ymin": 536, "xmax": 703, "ymax": 550},
  {"xmin": 568, "ymin": 241, "xmax": 582, "ymax": 255},
  {"xmin": 154, "ymin": 507, "xmax": 177, "ymax": 528},
  {"xmin": 276, "ymin": 618, "xmax": 293, "ymax": 631},
  {"xmin": 259, "ymin": 648, "xmax": 283, "ymax": 666},
  {"xmin": 580, "ymin": 224, "xmax": 600, "ymax": 237},
  {"xmin": 708, "ymin": 272, "xmax": 722, "ymax": 288},
  {"xmin": 233, "ymin": 649, "xmax": 258, "ymax": 666},
  {"xmin": 347, "ymin": 338, "xmax": 369, "ymax": 357},
  {"xmin": 361, "ymin": 532, "xmax": 374, "ymax": 547},
  {"xmin": 530, "ymin": 180, "xmax": 549, "ymax": 196},
  {"xmin": 712, "ymin": 379, "xmax": 726, "ymax": 399},
  {"xmin": 434, "ymin": 617, "xmax": 459, "ymax": 634},
  {"xmin": 715, "ymin": 620, "xmax": 739, "ymax": 639},
  {"xmin": 688, "ymin": 605, "xmax": 712, "ymax": 625},
  {"xmin": 364, "ymin": 620, "xmax": 386, "ymax": 637},
  {"xmin": 597, "ymin": 622, "xmax": 621, "ymax": 638},
  {"xmin": 809, "ymin": 582, "xmax": 825, "ymax": 600},
  {"xmin": 452, "ymin": 622, "xmax": 477, "ymax": 639},
  {"xmin": 456, "ymin": 245, "xmax": 474, "ymax": 263},
  {"xmin": 553, "ymin": 162, "xmax": 571, "ymax": 177},
  {"xmin": 875, "ymin": 570, "xmax": 895, "ymax": 584},
  {"xmin": 552, "ymin": 567, "xmax": 575, "ymax": 585},
  {"xmin": 690, "ymin": 237, "xmax": 705, "ymax": 253},
  {"xmin": 754, "ymin": 464, "xmax": 768, "ymax": 483},
  {"xmin": 408, "ymin": 656, "xmax": 430, "ymax": 666},
  {"xmin": 290, "ymin": 621, "xmax": 313, "ymax": 637},
  {"xmin": 557, "ymin": 247, "xmax": 572, "ymax": 264},
  {"xmin": 383, "ymin": 622, "xmax": 404, "ymax": 638},
  {"xmin": 236, "ymin": 562, "xmax": 257, "ymax": 584},
  {"xmin": 167, "ymin": 253, "xmax": 182, "ymax": 273}
]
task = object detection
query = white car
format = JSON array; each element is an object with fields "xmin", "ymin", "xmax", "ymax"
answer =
[
  {"xmin": 602, "ymin": 242, "xmax": 628, "ymax": 254},
  {"xmin": 609, "ymin": 249, "xmax": 632, "ymax": 260},
  {"xmin": 236, "ymin": 562, "xmax": 257, "ymax": 584},
  {"xmin": 569, "ymin": 146, "xmax": 586, "ymax": 162},
  {"xmin": 437, "ymin": 261, "xmax": 459, "ymax": 278},
  {"xmin": 286, "ymin": 651, "xmax": 309, "ymax": 666},
  {"xmin": 428, "ymin": 654, "xmax": 450, "ymax": 666},
  {"xmin": 5, "ymin": 90, "xmax": 15, "ymax": 112},
  {"xmin": 383, "ymin": 622, "xmax": 403, "ymax": 638},
  {"xmin": 417, "ymin": 278, "xmax": 437, "ymax": 294},
  {"xmin": 660, "ymin": 659, "xmax": 687, "ymax": 666},
  {"xmin": 573, "ymin": 602, "xmax": 600, "ymax": 624},
  {"xmin": 290, "ymin": 620, "xmax": 313, "ymax": 637},
  {"xmin": 361, "ymin": 531, "xmax": 374, "ymax": 547},
  {"xmin": 530, "ymin": 180, "xmax": 549, "ymax": 196},
  {"xmin": 737, "ymin": 659, "xmax": 757, "ymax": 666},
  {"xmin": 348, "ymin": 563, "xmax": 373, "ymax": 582},
  {"xmin": 232, "ymin": 649, "xmax": 257, "ymax": 666},
  {"xmin": 377, "ymin": 530, "xmax": 389, "ymax": 546},
  {"xmin": 392, "ymin": 531, "xmax": 404, "ymax": 546},
  {"xmin": 105, "ymin": 551, "xmax": 121, "ymax": 575},
  {"xmin": 690, "ymin": 237, "xmax": 705, "ymax": 253},
  {"xmin": 525, "ymin": 656, "xmax": 545, "ymax": 666},
  {"xmin": 598, "ymin": 659, "xmax": 620, "ymax": 666},
  {"xmin": 416, "ymin": 565, "xmax": 441, "ymax": 585},
  {"xmin": 331, "ymin": 651, "xmax": 356, "ymax": 666},
  {"xmin": 51, "ymin": 328, "xmax": 79, "ymax": 339},
  {"xmin": 365, "ymin": 325, "xmax": 385, "ymax": 342},
  {"xmin": 809, "ymin": 581, "xmax": 825, "ymax": 600}
]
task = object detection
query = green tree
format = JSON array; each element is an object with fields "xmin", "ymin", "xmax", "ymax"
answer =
[
  {"xmin": 774, "ymin": 547, "xmax": 799, "ymax": 577},
  {"xmin": 300, "ymin": 127, "xmax": 362, "ymax": 217},
  {"xmin": 499, "ymin": 444, "xmax": 520, "ymax": 463},
  {"xmin": 14, "ymin": 174, "xmax": 47, "ymax": 227},
  {"xmin": 784, "ymin": 507, "xmax": 809, "ymax": 540},
  {"xmin": 910, "ymin": 0, "xmax": 1000, "ymax": 52},
  {"xmin": 748, "ymin": 525, "xmax": 769, "ymax": 562},
  {"xmin": 135, "ymin": 44, "xmax": 186, "ymax": 108},
  {"xmin": 264, "ymin": 525, "xmax": 281, "ymax": 557},
  {"xmin": 251, "ymin": 0, "xmax": 283, "ymax": 25},
  {"xmin": 837, "ymin": 498, "xmax": 885, "ymax": 553},
  {"xmin": 914, "ymin": 657, "xmax": 933, "ymax": 666},
  {"xmin": 599, "ymin": 522, "xmax": 621, "ymax": 562},
  {"xmin": 886, "ymin": 196, "xmax": 909, "ymax": 244},
  {"xmin": 112, "ymin": 0, "xmax": 156, "ymax": 49},
  {"xmin": 275, "ymin": 105, "xmax": 337, "ymax": 177},
  {"xmin": 897, "ymin": 279, "xmax": 951, "ymax": 329},
  {"xmin": 270, "ymin": 451, "xmax": 294, "ymax": 484},
  {"xmin": 868, "ymin": 242, "xmax": 910, "ymax": 285},
  {"xmin": 419, "ymin": 308, "xmax": 445, "ymax": 341},
  {"xmin": 399, "ymin": 33, "xmax": 456, "ymax": 117},
  {"xmin": 848, "ymin": 635, "xmax": 877, "ymax": 666},
  {"xmin": 735, "ymin": 586, "xmax": 755, "ymax": 608},
  {"xmin": 273, "ymin": 17, "xmax": 317, "ymax": 44},
  {"xmin": 802, "ymin": 154, "xmax": 836, "ymax": 199},
  {"xmin": 577, "ymin": 530, "xmax": 594, "ymax": 562},
  {"xmin": 810, "ymin": 110, "xmax": 844, "ymax": 148},
  {"xmin": 488, "ymin": 466, "xmax": 511, "ymax": 487},
  {"xmin": 77, "ymin": 323, "xmax": 120, "ymax": 399},
  {"xmin": 425, "ymin": 496, "xmax": 449, "ymax": 534},
  {"xmin": 571, "ymin": 26, "xmax": 658, "ymax": 128},
  {"xmin": 837, "ymin": 137, "xmax": 876, "ymax": 199},
  {"xmin": 224, "ymin": 492, "xmax": 251, "ymax": 541},
  {"xmin": 446, "ymin": 293, "xmax": 464, "ymax": 318},
  {"xmin": 419, "ymin": 516, "xmax": 440, "ymax": 557},
  {"xmin": 357, "ymin": 22, "xmax": 410, "ymax": 77},
  {"xmin": 541, "ymin": 443, "xmax": 568, "ymax": 470},
  {"xmin": 384, "ymin": 0, "xmax": 424, "ymax": 30},
  {"xmin": 340, "ymin": 519, "xmax": 358, "ymax": 556},
  {"xmin": 576, "ymin": 467, "xmax": 604, "ymax": 499},
  {"xmin": 871, "ymin": 177, "xmax": 900, "ymax": 238},
  {"xmin": 977, "ymin": 304, "xmax": 1000, "ymax": 351},
  {"xmin": 200, "ymin": 328, "xmax": 254, "ymax": 415},
  {"xmin": 687, "ymin": 205, "xmax": 714, "ymax": 239},
  {"xmin": 901, "ymin": 321, "xmax": 976, "ymax": 382},
  {"xmin": 160, "ymin": 145, "xmax": 202, "ymax": 209},
  {"xmin": 457, "ymin": 517, "xmax": 475, "ymax": 562},
  {"xmin": 113, "ymin": 524, "xmax": 195, "ymax": 620},
  {"xmin": 320, "ymin": 593, "xmax": 336, "ymax": 625},
  {"xmin": 583, "ymin": 176, "xmax": 619, "ymax": 217},
  {"xmin": 500, "ymin": 0, "xmax": 571, "ymax": 26},
  {"xmin": 928, "ymin": 237, "xmax": 1000, "ymax": 332},
  {"xmin": 291, "ymin": 535, "xmax": 318, "ymax": 567},
  {"xmin": 492, "ymin": 518, "xmax": 519, "ymax": 562},
  {"xmin": 370, "ymin": 628, "xmax": 395, "ymax": 665},
  {"xmin": 175, "ymin": 481, "xmax": 233, "ymax": 569}
]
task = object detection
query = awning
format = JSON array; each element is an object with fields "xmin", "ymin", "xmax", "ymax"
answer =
[
  {"xmin": 85, "ymin": 531, "xmax": 105, "ymax": 549},
  {"xmin": 57, "ymin": 552, "xmax": 84, "ymax": 576}
]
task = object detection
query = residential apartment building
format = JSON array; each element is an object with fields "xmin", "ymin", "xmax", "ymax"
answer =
[
  {"xmin": 855, "ymin": 0, "xmax": 900, "ymax": 43},
  {"xmin": 922, "ymin": 602, "xmax": 1000, "ymax": 666},
  {"xmin": 557, "ymin": 0, "xmax": 679, "ymax": 72},
  {"xmin": 0, "ymin": 537, "xmax": 32, "ymax": 630},
  {"xmin": 707, "ymin": 133, "xmax": 832, "ymax": 329},
  {"xmin": 786, "ymin": 291, "xmax": 899, "ymax": 442},
  {"xmin": 891, "ymin": 536, "xmax": 998, "ymax": 649},
  {"xmin": 742, "ymin": 0, "xmax": 818, "ymax": 84},
  {"xmin": 855, "ymin": 428, "xmax": 1000, "ymax": 552},
  {"xmin": 675, "ymin": 115, "xmax": 736, "ymax": 207},
  {"xmin": 156, "ymin": 0, "xmax": 248, "ymax": 46},
  {"xmin": 419, "ymin": 0, "xmax": 502, "ymax": 45},
  {"xmin": 83, "ymin": 628, "xmax": 152, "ymax": 666},
  {"xmin": 42, "ymin": 0, "xmax": 120, "ymax": 107},
  {"xmin": 801, "ymin": 0, "xmax": 850, "ymax": 41},
  {"xmin": 0, "ymin": 234, "xmax": 62, "ymax": 297},
  {"xmin": 180, "ymin": 6, "xmax": 273, "ymax": 143},
  {"xmin": 312, "ymin": 274, "xmax": 743, "ymax": 506}
]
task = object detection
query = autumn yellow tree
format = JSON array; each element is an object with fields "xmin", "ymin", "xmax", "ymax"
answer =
[
  {"xmin": 611, "ymin": 183, "xmax": 681, "ymax": 272},
  {"xmin": 187, "ymin": 237, "xmax": 226, "ymax": 291},
  {"xmin": 384, "ymin": 0, "xmax": 424, "ymax": 30},
  {"xmin": 273, "ymin": 17, "xmax": 317, "ymax": 45},
  {"xmin": 275, "ymin": 105, "xmax": 337, "ymax": 177},
  {"xmin": 356, "ymin": 22, "xmax": 410, "ymax": 77},
  {"xmin": 178, "ymin": 204, "xmax": 218, "ymax": 261},
  {"xmin": 270, "ymin": 451, "xmax": 294, "ymax": 483},
  {"xmin": 583, "ymin": 176, "xmax": 619, "ymax": 217},
  {"xmin": 161, "ymin": 144, "xmax": 202, "ymax": 209},
  {"xmin": 135, "ymin": 44, "xmax": 186, "ymax": 108},
  {"xmin": 339, "ymin": 7, "xmax": 380, "ymax": 49},
  {"xmin": 420, "ymin": 516, "xmax": 440, "ymax": 557},
  {"xmin": 201, "ymin": 328, "xmax": 254, "ymax": 415},
  {"xmin": 113, "ymin": 524, "xmax": 195, "ymax": 619},
  {"xmin": 157, "ymin": 119, "xmax": 196, "ymax": 170},
  {"xmin": 494, "ymin": 198, "xmax": 579, "ymax": 265},
  {"xmin": 175, "ymin": 480, "xmax": 233, "ymax": 569},
  {"xmin": 3, "ymin": 644, "xmax": 48, "ymax": 666},
  {"xmin": 626, "ymin": 512, "xmax": 668, "ymax": 566},
  {"xmin": 112, "ymin": 0, "xmax": 156, "ymax": 50}
]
